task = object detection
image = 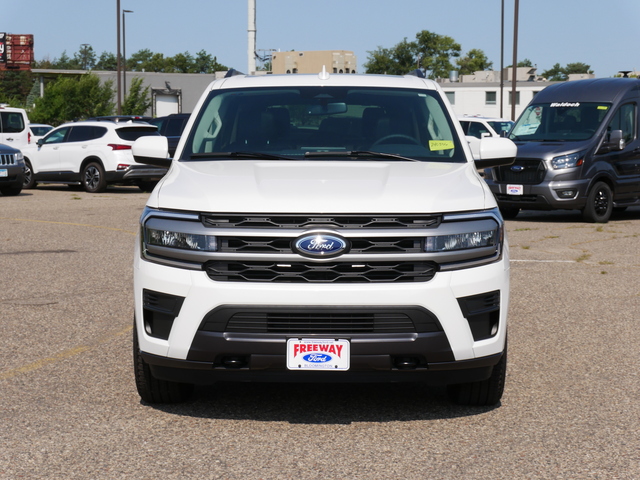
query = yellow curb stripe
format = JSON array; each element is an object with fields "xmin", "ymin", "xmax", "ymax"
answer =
[{"xmin": 0, "ymin": 325, "xmax": 133, "ymax": 381}]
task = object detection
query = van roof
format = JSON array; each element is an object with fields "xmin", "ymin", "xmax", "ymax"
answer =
[{"xmin": 534, "ymin": 78, "xmax": 640, "ymax": 104}]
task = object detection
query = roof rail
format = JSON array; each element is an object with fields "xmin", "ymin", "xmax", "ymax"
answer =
[
  {"xmin": 407, "ymin": 69, "xmax": 426, "ymax": 78},
  {"xmin": 224, "ymin": 69, "xmax": 245, "ymax": 78}
]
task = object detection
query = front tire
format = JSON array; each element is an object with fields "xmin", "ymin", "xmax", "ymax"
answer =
[
  {"xmin": 446, "ymin": 345, "xmax": 507, "ymax": 406},
  {"xmin": 0, "ymin": 186, "xmax": 22, "ymax": 196},
  {"xmin": 81, "ymin": 161, "xmax": 107, "ymax": 193},
  {"xmin": 23, "ymin": 159, "xmax": 37, "ymax": 189},
  {"xmin": 133, "ymin": 323, "xmax": 194, "ymax": 404},
  {"xmin": 582, "ymin": 181, "xmax": 612, "ymax": 223},
  {"xmin": 499, "ymin": 207, "xmax": 520, "ymax": 220}
]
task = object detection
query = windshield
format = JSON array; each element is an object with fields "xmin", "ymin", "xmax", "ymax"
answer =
[
  {"xmin": 510, "ymin": 102, "xmax": 610, "ymax": 142},
  {"xmin": 181, "ymin": 86, "xmax": 465, "ymax": 162}
]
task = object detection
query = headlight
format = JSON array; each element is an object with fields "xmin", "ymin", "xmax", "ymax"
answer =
[
  {"xmin": 551, "ymin": 151, "xmax": 584, "ymax": 170},
  {"xmin": 145, "ymin": 227, "xmax": 217, "ymax": 251},
  {"xmin": 425, "ymin": 230, "xmax": 497, "ymax": 252},
  {"xmin": 15, "ymin": 152, "xmax": 24, "ymax": 165}
]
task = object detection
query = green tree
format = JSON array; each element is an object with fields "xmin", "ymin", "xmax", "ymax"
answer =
[
  {"xmin": 29, "ymin": 73, "xmax": 114, "ymax": 125},
  {"xmin": 0, "ymin": 71, "xmax": 34, "ymax": 107},
  {"xmin": 95, "ymin": 51, "xmax": 117, "ymax": 71},
  {"xmin": 456, "ymin": 49, "xmax": 493, "ymax": 75},
  {"xmin": 74, "ymin": 44, "xmax": 96, "ymax": 70},
  {"xmin": 364, "ymin": 30, "xmax": 461, "ymax": 79},
  {"xmin": 414, "ymin": 30, "xmax": 461, "ymax": 79},
  {"xmin": 121, "ymin": 77, "xmax": 152, "ymax": 115},
  {"xmin": 541, "ymin": 62, "xmax": 593, "ymax": 81}
]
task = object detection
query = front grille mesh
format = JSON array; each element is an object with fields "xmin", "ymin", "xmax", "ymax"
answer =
[
  {"xmin": 205, "ymin": 260, "xmax": 438, "ymax": 283},
  {"xmin": 0, "ymin": 154, "xmax": 17, "ymax": 166},
  {"xmin": 495, "ymin": 159, "xmax": 546, "ymax": 184},
  {"xmin": 202, "ymin": 214, "xmax": 441, "ymax": 229},
  {"xmin": 220, "ymin": 236, "xmax": 422, "ymax": 254},
  {"xmin": 227, "ymin": 311, "xmax": 417, "ymax": 334}
]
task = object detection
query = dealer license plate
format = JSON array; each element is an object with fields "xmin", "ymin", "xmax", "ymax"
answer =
[
  {"xmin": 507, "ymin": 184, "xmax": 523, "ymax": 195},
  {"xmin": 286, "ymin": 338, "xmax": 350, "ymax": 371},
  {"xmin": 0, "ymin": 169, "xmax": 7, "ymax": 177}
]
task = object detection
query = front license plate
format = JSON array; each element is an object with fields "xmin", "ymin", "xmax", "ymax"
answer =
[
  {"xmin": 287, "ymin": 338, "xmax": 350, "ymax": 371},
  {"xmin": 0, "ymin": 169, "xmax": 7, "ymax": 177},
  {"xmin": 507, "ymin": 184, "xmax": 523, "ymax": 195}
]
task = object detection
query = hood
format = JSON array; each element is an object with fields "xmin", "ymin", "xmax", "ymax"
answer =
[
  {"xmin": 149, "ymin": 160, "xmax": 492, "ymax": 214},
  {"xmin": 514, "ymin": 139, "xmax": 593, "ymax": 160}
]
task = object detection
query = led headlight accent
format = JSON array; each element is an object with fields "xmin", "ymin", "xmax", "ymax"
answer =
[
  {"xmin": 551, "ymin": 151, "xmax": 584, "ymax": 170},
  {"xmin": 425, "ymin": 230, "xmax": 497, "ymax": 252},
  {"xmin": 145, "ymin": 228, "xmax": 217, "ymax": 252}
]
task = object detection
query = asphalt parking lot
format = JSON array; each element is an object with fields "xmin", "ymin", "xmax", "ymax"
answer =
[{"xmin": 1, "ymin": 186, "xmax": 639, "ymax": 479}]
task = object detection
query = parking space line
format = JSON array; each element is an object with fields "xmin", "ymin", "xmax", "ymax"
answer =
[{"xmin": 0, "ymin": 325, "xmax": 133, "ymax": 381}]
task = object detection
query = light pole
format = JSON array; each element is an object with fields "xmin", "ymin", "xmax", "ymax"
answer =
[
  {"xmin": 116, "ymin": 0, "xmax": 121, "ymax": 114},
  {"xmin": 123, "ymin": 9, "xmax": 133, "ymax": 99},
  {"xmin": 511, "ymin": 0, "xmax": 519, "ymax": 121}
]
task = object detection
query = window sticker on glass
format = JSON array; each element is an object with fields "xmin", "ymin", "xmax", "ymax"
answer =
[
  {"xmin": 597, "ymin": 105, "xmax": 609, "ymax": 111},
  {"xmin": 429, "ymin": 140, "xmax": 454, "ymax": 151}
]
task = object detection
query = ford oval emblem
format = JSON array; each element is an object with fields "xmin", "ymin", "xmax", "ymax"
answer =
[
  {"xmin": 293, "ymin": 233, "xmax": 349, "ymax": 258},
  {"xmin": 303, "ymin": 353, "xmax": 331, "ymax": 363},
  {"xmin": 511, "ymin": 165, "xmax": 525, "ymax": 172}
]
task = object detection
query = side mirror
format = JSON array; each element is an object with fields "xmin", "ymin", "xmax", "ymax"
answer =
[
  {"xmin": 473, "ymin": 137, "xmax": 517, "ymax": 169},
  {"xmin": 37, "ymin": 138, "xmax": 44, "ymax": 146},
  {"xmin": 132, "ymin": 136, "xmax": 171, "ymax": 167},
  {"xmin": 597, "ymin": 129, "xmax": 625, "ymax": 154}
]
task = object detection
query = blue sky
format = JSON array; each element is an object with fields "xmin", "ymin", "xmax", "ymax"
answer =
[{"xmin": 5, "ymin": 0, "xmax": 640, "ymax": 78}]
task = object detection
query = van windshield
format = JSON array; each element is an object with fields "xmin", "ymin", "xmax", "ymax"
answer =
[
  {"xmin": 181, "ymin": 86, "xmax": 466, "ymax": 163},
  {"xmin": 509, "ymin": 102, "xmax": 611, "ymax": 142}
]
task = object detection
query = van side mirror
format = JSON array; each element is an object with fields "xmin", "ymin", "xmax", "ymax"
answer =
[
  {"xmin": 598, "ymin": 129, "xmax": 625, "ymax": 154},
  {"xmin": 609, "ymin": 130, "xmax": 625, "ymax": 151}
]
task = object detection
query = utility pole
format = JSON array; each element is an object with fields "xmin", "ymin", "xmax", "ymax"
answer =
[
  {"xmin": 510, "ymin": 0, "xmax": 519, "ymax": 121},
  {"xmin": 116, "ymin": 0, "xmax": 122, "ymax": 114},
  {"xmin": 248, "ymin": 0, "xmax": 256, "ymax": 74}
]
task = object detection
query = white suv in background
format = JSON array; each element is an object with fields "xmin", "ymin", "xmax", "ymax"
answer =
[
  {"xmin": 0, "ymin": 105, "xmax": 31, "ymax": 149},
  {"xmin": 22, "ymin": 119, "xmax": 167, "ymax": 193}
]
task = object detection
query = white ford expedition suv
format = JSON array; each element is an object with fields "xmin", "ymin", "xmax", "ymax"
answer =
[{"xmin": 132, "ymin": 70, "xmax": 517, "ymax": 406}]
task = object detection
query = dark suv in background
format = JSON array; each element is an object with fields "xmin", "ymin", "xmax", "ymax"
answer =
[{"xmin": 148, "ymin": 114, "xmax": 190, "ymax": 156}]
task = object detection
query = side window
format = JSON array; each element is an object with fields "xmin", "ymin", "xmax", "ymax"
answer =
[
  {"xmin": 1, "ymin": 112, "xmax": 25, "ymax": 133},
  {"xmin": 43, "ymin": 127, "xmax": 69, "ymax": 144},
  {"xmin": 67, "ymin": 126, "xmax": 94, "ymax": 142},
  {"xmin": 607, "ymin": 103, "xmax": 636, "ymax": 144}
]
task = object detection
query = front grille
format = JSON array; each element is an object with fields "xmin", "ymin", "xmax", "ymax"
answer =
[
  {"xmin": 219, "ymin": 236, "xmax": 422, "ymax": 254},
  {"xmin": 199, "ymin": 306, "xmax": 443, "ymax": 334},
  {"xmin": 204, "ymin": 260, "xmax": 438, "ymax": 283},
  {"xmin": 229, "ymin": 312, "xmax": 415, "ymax": 334},
  {"xmin": 201, "ymin": 214, "xmax": 441, "ymax": 229},
  {"xmin": 495, "ymin": 159, "xmax": 545, "ymax": 184},
  {"xmin": 496, "ymin": 194, "xmax": 538, "ymax": 203},
  {"xmin": 0, "ymin": 153, "xmax": 17, "ymax": 166}
]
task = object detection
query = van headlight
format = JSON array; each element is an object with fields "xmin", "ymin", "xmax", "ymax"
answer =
[
  {"xmin": 551, "ymin": 151, "xmax": 584, "ymax": 170},
  {"xmin": 145, "ymin": 228, "xmax": 217, "ymax": 251}
]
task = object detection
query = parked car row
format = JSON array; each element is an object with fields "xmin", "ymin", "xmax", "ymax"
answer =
[{"xmin": 0, "ymin": 107, "xmax": 191, "ymax": 195}]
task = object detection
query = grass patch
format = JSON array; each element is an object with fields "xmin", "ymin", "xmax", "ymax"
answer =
[
  {"xmin": 599, "ymin": 261, "xmax": 614, "ymax": 265},
  {"xmin": 576, "ymin": 252, "xmax": 591, "ymax": 262},
  {"xmin": 521, "ymin": 245, "xmax": 530, "ymax": 250}
]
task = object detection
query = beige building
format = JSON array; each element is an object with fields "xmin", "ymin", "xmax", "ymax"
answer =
[{"xmin": 271, "ymin": 50, "xmax": 357, "ymax": 74}]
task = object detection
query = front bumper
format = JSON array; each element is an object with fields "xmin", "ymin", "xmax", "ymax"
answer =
[
  {"xmin": 485, "ymin": 167, "xmax": 590, "ymax": 210},
  {"xmin": 0, "ymin": 164, "xmax": 25, "ymax": 190},
  {"xmin": 134, "ymin": 245, "xmax": 510, "ymax": 384}
]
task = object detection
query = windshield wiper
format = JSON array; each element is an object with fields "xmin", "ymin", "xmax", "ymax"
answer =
[
  {"xmin": 189, "ymin": 151, "xmax": 294, "ymax": 160},
  {"xmin": 304, "ymin": 151, "xmax": 422, "ymax": 162}
]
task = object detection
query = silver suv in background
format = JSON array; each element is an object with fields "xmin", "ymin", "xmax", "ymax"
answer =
[{"xmin": 22, "ymin": 119, "xmax": 167, "ymax": 193}]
